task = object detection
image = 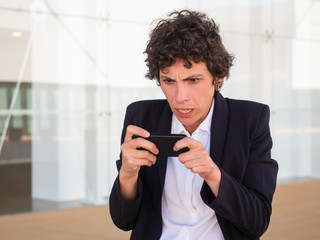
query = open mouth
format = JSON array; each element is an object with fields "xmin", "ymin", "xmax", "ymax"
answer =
[{"xmin": 177, "ymin": 109, "xmax": 192, "ymax": 114}]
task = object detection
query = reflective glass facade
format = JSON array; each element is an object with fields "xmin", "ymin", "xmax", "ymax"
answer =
[{"xmin": 0, "ymin": 0, "xmax": 319, "ymax": 215}]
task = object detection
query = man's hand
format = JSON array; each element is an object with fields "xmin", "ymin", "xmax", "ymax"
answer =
[
  {"xmin": 119, "ymin": 125, "xmax": 159, "ymax": 200},
  {"xmin": 174, "ymin": 137, "xmax": 221, "ymax": 197}
]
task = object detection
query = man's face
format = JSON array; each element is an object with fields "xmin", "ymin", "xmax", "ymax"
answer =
[{"xmin": 160, "ymin": 59, "xmax": 218, "ymax": 135}]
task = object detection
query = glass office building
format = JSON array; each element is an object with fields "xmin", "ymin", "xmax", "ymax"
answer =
[{"xmin": 0, "ymin": 0, "xmax": 319, "ymax": 215}]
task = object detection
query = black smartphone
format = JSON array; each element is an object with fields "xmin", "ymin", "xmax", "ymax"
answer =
[{"xmin": 133, "ymin": 134, "xmax": 189, "ymax": 157}]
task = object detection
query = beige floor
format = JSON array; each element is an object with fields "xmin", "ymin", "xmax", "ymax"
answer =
[
  {"xmin": 262, "ymin": 180, "xmax": 320, "ymax": 240},
  {"xmin": 0, "ymin": 180, "xmax": 319, "ymax": 240}
]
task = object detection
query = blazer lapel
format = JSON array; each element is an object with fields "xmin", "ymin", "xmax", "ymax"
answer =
[
  {"xmin": 210, "ymin": 92, "xmax": 229, "ymax": 167},
  {"xmin": 154, "ymin": 102, "xmax": 172, "ymax": 191}
]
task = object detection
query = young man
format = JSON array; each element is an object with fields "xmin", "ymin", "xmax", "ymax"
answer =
[{"xmin": 109, "ymin": 10, "xmax": 278, "ymax": 240}]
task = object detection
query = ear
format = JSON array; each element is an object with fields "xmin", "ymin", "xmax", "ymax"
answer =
[{"xmin": 214, "ymin": 77, "xmax": 224, "ymax": 91}]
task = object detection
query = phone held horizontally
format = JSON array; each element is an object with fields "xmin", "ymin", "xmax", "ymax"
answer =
[{"xmin": 133, "ymin": 134, "xmax": 189, "ymax": 157}]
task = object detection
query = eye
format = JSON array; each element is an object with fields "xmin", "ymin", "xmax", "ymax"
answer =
[
  {"xmin": 189, "ymin": 78, "xmax": 200, "ymax": 83},
  {"xmin": 161, "ymin": 78, "xmax": 174, "ymax": 84}
]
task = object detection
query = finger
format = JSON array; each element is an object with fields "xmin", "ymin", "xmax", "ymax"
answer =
[
  {"xmin": 122, "ymin": 141, "xmax": 158, "ymax": 165},
  {"xmin": 190, "ymin": 165, "xmax": 209, "ymax": 174},
  {"xmin": 124, "ymin": 153, "xmax": 157, "ymax": 169},
  {"xmin": 125, "ymin": 125, "xmax": 150, "ymax": 141},
  {"xmin": 121, "ymin": 157, "xmax": 154, "ymax": 175},
  {"xmin": 123, "ymin": 134, "xmax": 159, "ymax": 156},
  {"xmin": 178, "ymin": 151, "xmax": 198, "ymax": 163},
  {"xmin": 180, "ymin": 157, "xmax": 214, "ymax": 177},
  {"xmin": 133, "ymin": 148, "xmax": 157, "ymax": 164},
  {"xmin": 173, "ymin": 137, "xmax": 202, "ymax": 152},
  {"xmin": 178, "ymin": 148, "xmax": 209, "ymax": 163},
  {"xmin": 182, "ymin": 158, "xmax": 210, "ymax": 169},
  {"xmin": 133, "ymin": 137, "xmax": 159, "ymax": 156},
  {"xmin": 126, "ymin": 157, "xmax": 155, "ymax": 168}
]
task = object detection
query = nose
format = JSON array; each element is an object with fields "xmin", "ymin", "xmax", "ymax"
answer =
[{"xmin": 175, "ymin": 83, "xmax": 189, "ymax": 103}]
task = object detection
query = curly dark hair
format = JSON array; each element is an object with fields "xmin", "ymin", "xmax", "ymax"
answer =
[{"xmin": 144, "ymin": 10, "xmax": 234, "ymax": 86}]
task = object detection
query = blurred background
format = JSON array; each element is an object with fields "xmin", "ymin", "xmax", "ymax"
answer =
[{"xmin": 0, "ymin": 0, "xmax": 319, "ymax": 216}]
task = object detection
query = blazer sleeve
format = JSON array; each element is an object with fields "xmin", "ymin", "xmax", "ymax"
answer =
[
  {"xmin": 201, "ymin": 104, "xmax": 278, "ymax": 238},
  {"xmin": 109, "ymin": 104, "xmax": 143, "ymax": 231}
]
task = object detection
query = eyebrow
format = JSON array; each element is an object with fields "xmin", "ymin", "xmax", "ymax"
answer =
[
  {"xmin": 183, "ymin": 74, "xmax": 203, "ymax": 80},
  {"xmin": 160, "ymin": 76, "xmax": 173, "ymax": 81},
  {"xmin": 160, "ymin": 74, "xmax": 203, "ymax": 81}
]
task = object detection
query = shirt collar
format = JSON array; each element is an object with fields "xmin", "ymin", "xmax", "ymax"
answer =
[{"xmin": 172, "ymin": 98, "xmax": 215, "ymax": 136}]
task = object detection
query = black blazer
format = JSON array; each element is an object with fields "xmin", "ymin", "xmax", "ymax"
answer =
[{"xmin": 109, "ymin": 92, "xmax": 278, "ymax": 240}]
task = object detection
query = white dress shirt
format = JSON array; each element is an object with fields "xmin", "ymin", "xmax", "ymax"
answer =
[{"xmin": 160, "ymin": 99, "xmax": 224, "ymax": 240}]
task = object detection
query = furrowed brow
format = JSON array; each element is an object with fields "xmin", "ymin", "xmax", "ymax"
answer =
[
  {"xmin": 183, "ymin": 74, "xmax": 203, "ymax": 80},
  {"xmin": 160, "ymin": 76, "xmax": 174, "ymax": 81}
]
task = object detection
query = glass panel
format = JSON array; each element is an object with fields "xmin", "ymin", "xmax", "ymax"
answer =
[
  {"xmin": 0, "ymin": 87, "xmax": 8, "ymax": 109},
  {"xmin": 202, "ymin": 0, "xmax": 320, "ymax": 181},
  {"xmin": 0, "ymin": 0, "xmax": 319, "ymax": 216}
]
